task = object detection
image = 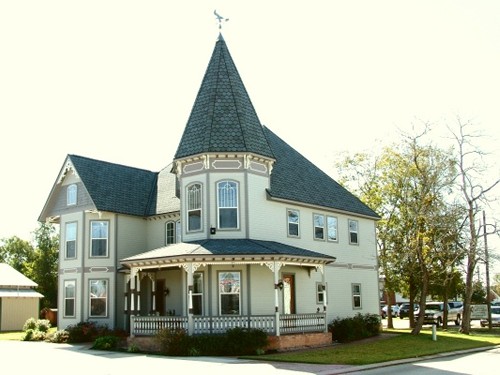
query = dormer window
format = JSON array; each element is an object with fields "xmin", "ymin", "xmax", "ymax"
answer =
[
  {"xmin": 187, "ymin": 184, "xmax": 202, "ymax": 232},
  {"xmin": 217, "ymin": 181, "xmax": 238, "ymax": 229},
  {"xmin": 67, "ymin": 184, "xmax": 77, "ymax": 206}
]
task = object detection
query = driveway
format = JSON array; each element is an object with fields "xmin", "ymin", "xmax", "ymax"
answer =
[{"xmin": 0, "ymin": 340, "xmax": 352, "ymax": 375}]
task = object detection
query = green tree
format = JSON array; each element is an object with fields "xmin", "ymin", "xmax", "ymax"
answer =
[
  {"xmin": 0, "ymin": 236, "xmax": 35, "ymax": 275},
  {"xmin": 336, "ymin": 126, "xmax": 460, "ymax": 334},
  {"xmin": 28, "ymin": 223, "xmax": 59, "ymax": 308}
]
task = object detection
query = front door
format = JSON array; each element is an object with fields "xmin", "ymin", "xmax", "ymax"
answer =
[
  {"xmin": 282, "ymin": 274, "xmax": 296, "ymax": 314},
  {"xmin": 155, "ymin": 279, "xmax": 165, "ymax": 315}
]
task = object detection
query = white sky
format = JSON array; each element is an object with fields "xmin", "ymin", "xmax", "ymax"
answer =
[{"xmin": 1, "ymin": 1, "xmax": 499, "ymax": 272}]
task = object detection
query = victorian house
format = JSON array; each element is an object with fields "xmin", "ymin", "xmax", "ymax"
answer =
[{"xmin": 39, "ymin": 34, "xmax": 380, "ymax": 347}]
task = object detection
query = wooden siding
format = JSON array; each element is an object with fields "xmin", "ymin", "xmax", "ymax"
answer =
[{"xmin": 0, "ymin": 298, "xmax": 39, "ymax": 331}]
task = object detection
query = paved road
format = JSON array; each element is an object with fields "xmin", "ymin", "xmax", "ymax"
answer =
[{"xmin": 1, "ymin": 336, "xmax": 496, "ymax": 375}]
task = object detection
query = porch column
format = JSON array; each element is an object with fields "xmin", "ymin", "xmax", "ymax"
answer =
[
  {"xmin": 320, "ymin": 265, "xmax": 328, "ymax": 333},
  {"xmin": 136, "ymin": 272, "xmax": 141, "ymax": 313},
  {"xmin": 271, "ymin": 261, "xmax": 283, "ymax": 336},
  {"xmin": 130, "ymin": 268, "xmax": 138, "ymax": 314},
  {"xmin": 129, "ymin": 268, "xmax": 138, "ymax": 338},
  {"xmin": 124, "ymin": 274, "xmax": 130, "ymax": 314},
  {"xmin": 183, "ymin": 263, "xmax": 195, "ymax": 335},
  {"xmin": 151, "ymin": 276, "xmax": 156, "ymax": 312}
]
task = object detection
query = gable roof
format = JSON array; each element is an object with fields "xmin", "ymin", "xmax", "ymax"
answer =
[
  {"xmin": 67, "ymin": 154, "xmax": 160, "ymax": 216},
  {"xmin": 0, "ymin": 263, "xmax": 38, "ymax": 288},
  {"xmin": 264, "ymin": 127, "xmax": 380, "ymax": 219},
  {"xmin": 174, "ymin": 34, "xmax": 274, "ymax": 159}
]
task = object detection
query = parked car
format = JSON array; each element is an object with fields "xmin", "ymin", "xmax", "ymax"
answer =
[
  {"xmin": 419, "ymin": 301, "xmax": 463, "ymax": 326},
  {"xmin": 398, "ymin": 303, "xmax": 419, "ymax": 319},
  {"xmin": 381, "ymin": 304, "xmax": 400, "ymax": 319},
  {"xmin": 480, "ymin": 306, "xmax": 500, "ymax": 327}
]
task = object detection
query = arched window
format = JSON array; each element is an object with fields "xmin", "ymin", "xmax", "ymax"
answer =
[
  {"xmin": 217, "ymin": 181, "xmax": 238, "ymax": 229},
  {"xmin": 67, "ymin": 184, "xmax": 77, "ymax": 206},
  {"xmin": 187, "ymin": 184, "xmax": 202, "ymax": 232}
]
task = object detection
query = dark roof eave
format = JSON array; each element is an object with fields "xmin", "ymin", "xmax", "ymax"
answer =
[
  {"xmin": 265, "ymin": 189, "xmax": 381, "ymax": 220},
  {"xmin": 120, "ymin": 254, "xmax": 335, "ymax": 269}
]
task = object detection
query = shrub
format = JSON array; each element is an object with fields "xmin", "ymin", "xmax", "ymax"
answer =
[
  {"xmin": 155, "ymin": 328, "xmax": 192, "ymax": 356},
  {"xmin": 49, "ymin": 330, "xmax": 70, "ymax": 343},
  {"xmin": 328, "ymin": 313, "xmax": 381, "ymax": 343},
  {"xmin": 22, "ymin": 318, "xmax": 37, "ymax": 332},
  {"xmin": 155, "ymin": 327, "xmax": 268, "ymax": 356},
  {"xmin": 36, "ymin": 319, "xmax": 51, "ymax": 333},
  {"xmin": 22, "ymin": 328, "xmax": 46, "ymax": 342},
  {"xmin": 65, "ymin": 321, "xmax": 106, "ymax": 343},
  {"xmin": 21, "ymin": 318, "xmax": 51, "ymax": 341},
  {"xmin": 92, "ymin": 335, "xmax": 119, "ymax": 351},
  {"xmin": 224, "ymin": 327, "xmax": 268, "ymax": 355}
]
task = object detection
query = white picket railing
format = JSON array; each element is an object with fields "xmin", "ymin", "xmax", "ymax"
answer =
[
  {"xmin": 130, "ymin": 313, "xmax": 326, "ymax": 337},
  {"xmin": 193, "ymin": 315, "xmax": 276, "ymax": 334}
]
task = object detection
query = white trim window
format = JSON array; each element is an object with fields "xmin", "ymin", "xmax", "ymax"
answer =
[
  {"xmin": 313, "ymin": 213, "xmax": 325, "ymax": 240},
  {"xmin": 219, "ymin": 271, "xmax": 241, "ymax": 315},
  {"xmin": 90, "ymin": 221, "xmax": 108, "ymax": 257},
  {"xmin": 352, "ymin": 283, "xmax": 362, "ymax": 309},
  {"xmin": 192, "ymin": 272, "xmax": 203, "ymax": 315},
  {"xmin": 89, "ymin": 279, "xmax": 108, "ymax": 317},
  {"xmin": 316, "ymin": 282, "xmax": 327, "ymax": 304},
  {"xmin": 348, "ymin": 219, "xmax": 359, "ymax": 245},
  {"xmin": 67, "ymin": 184, "xmax": 77, "ymax": 206},
  {"xmin": 327, "ymin": 216, "xmax": 338, "ymax": 242},
  {"xmin": 187, "ymin": 184, "xmax": 202, "ymax": 232},
  {"xmin": 65, "ymin": 222, "xmax": 77, "ymax": 259},
  {"xmin": 287, "ymin": 209, "xmax": 299, "ymax": 237},
  {"xmin": 217, "ymin": 181, "xmax": 238, "ymax": 229},
  {"xmin": 64, "ymin": 280, "xmax": 76, "ymax": 317},
  {"xmin": 166, "ymin": 221, "xmax": 175, "ymax": 245}
]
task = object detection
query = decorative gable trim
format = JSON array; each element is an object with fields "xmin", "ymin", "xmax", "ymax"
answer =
[{"xmin": 57, "ymin": 160, "xmax": 79, "ymax": 184}]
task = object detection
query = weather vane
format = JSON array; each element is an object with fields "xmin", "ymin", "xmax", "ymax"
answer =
[{"xmin": 214, "ymin": 10, "xmax": 229, "ymax": 30}]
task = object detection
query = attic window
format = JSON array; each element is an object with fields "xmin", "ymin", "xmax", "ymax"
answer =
[{"xmin": 67, "ymin": 184, "xmax": 77, "ymax": 206}]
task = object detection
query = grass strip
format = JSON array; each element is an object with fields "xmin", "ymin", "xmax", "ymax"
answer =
[{"xmin": 249, "ymin": 329, "xmax": 500, "ymax": 365}]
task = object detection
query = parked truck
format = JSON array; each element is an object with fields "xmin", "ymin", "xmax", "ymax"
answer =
[{"xmin": 419, "ymin": 301, "xmax": 463, "ymax": 327}]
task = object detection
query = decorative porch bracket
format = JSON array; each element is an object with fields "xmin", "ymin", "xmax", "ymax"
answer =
[
  {"xmin": 265, "ymin": 261, "xmax": 283, "ymax": 336},
  {"xmin": 180, "ymin": 262, "xmax": 202, "ymax": 335}
]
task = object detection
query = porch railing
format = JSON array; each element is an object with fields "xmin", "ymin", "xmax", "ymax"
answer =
[
  {"xmin": 131, "ymin": 315, "xmax": 188, "ymax": 336},
  {"xmin": 193, "ymin": 315, "xmax": 276, "ymax": 335},
  {"xmin": 130, "ymin": 313, "xmax": 326, "ymax": 337}
]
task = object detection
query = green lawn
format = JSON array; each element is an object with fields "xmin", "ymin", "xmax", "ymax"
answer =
[
  {"xmin": 0, "ymin": 331, "xmax": 24, "ymax": 340},
  {"xmin": 248, "ymin": 328, "xmax": 500, "ymax": 365},
  {"xmin": 0, "ymin": 327, "xmax": 57, "ymax": 341}
]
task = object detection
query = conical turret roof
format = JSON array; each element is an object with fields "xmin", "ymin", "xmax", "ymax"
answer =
[{"xmin": 174, "ymin": 34, "xmax": 274, "ymax": 159}]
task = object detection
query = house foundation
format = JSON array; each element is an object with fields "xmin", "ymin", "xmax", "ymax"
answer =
[{"xmin": 126, "ymin": 332, "xmax": 332, "ymax": 354}]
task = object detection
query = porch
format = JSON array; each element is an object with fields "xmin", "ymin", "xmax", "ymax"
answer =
[{"xmin": 130, "ymin": 312, "xmax": 327, "ymax": 337}]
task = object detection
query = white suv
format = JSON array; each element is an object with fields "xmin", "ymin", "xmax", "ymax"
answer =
[{"xmin": 420, "ymin": 301, "xmax": 463, "ymax": 326}]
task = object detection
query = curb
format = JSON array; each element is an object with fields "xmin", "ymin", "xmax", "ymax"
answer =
[{"xmin": 327, "ymin": 345, "xmax": 500, "ymax": 374}]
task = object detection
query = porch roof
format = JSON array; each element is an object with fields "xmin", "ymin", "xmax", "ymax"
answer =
[{"xmin": 120, "ymin": 239, "xmax": 335, "ymax": 269}]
